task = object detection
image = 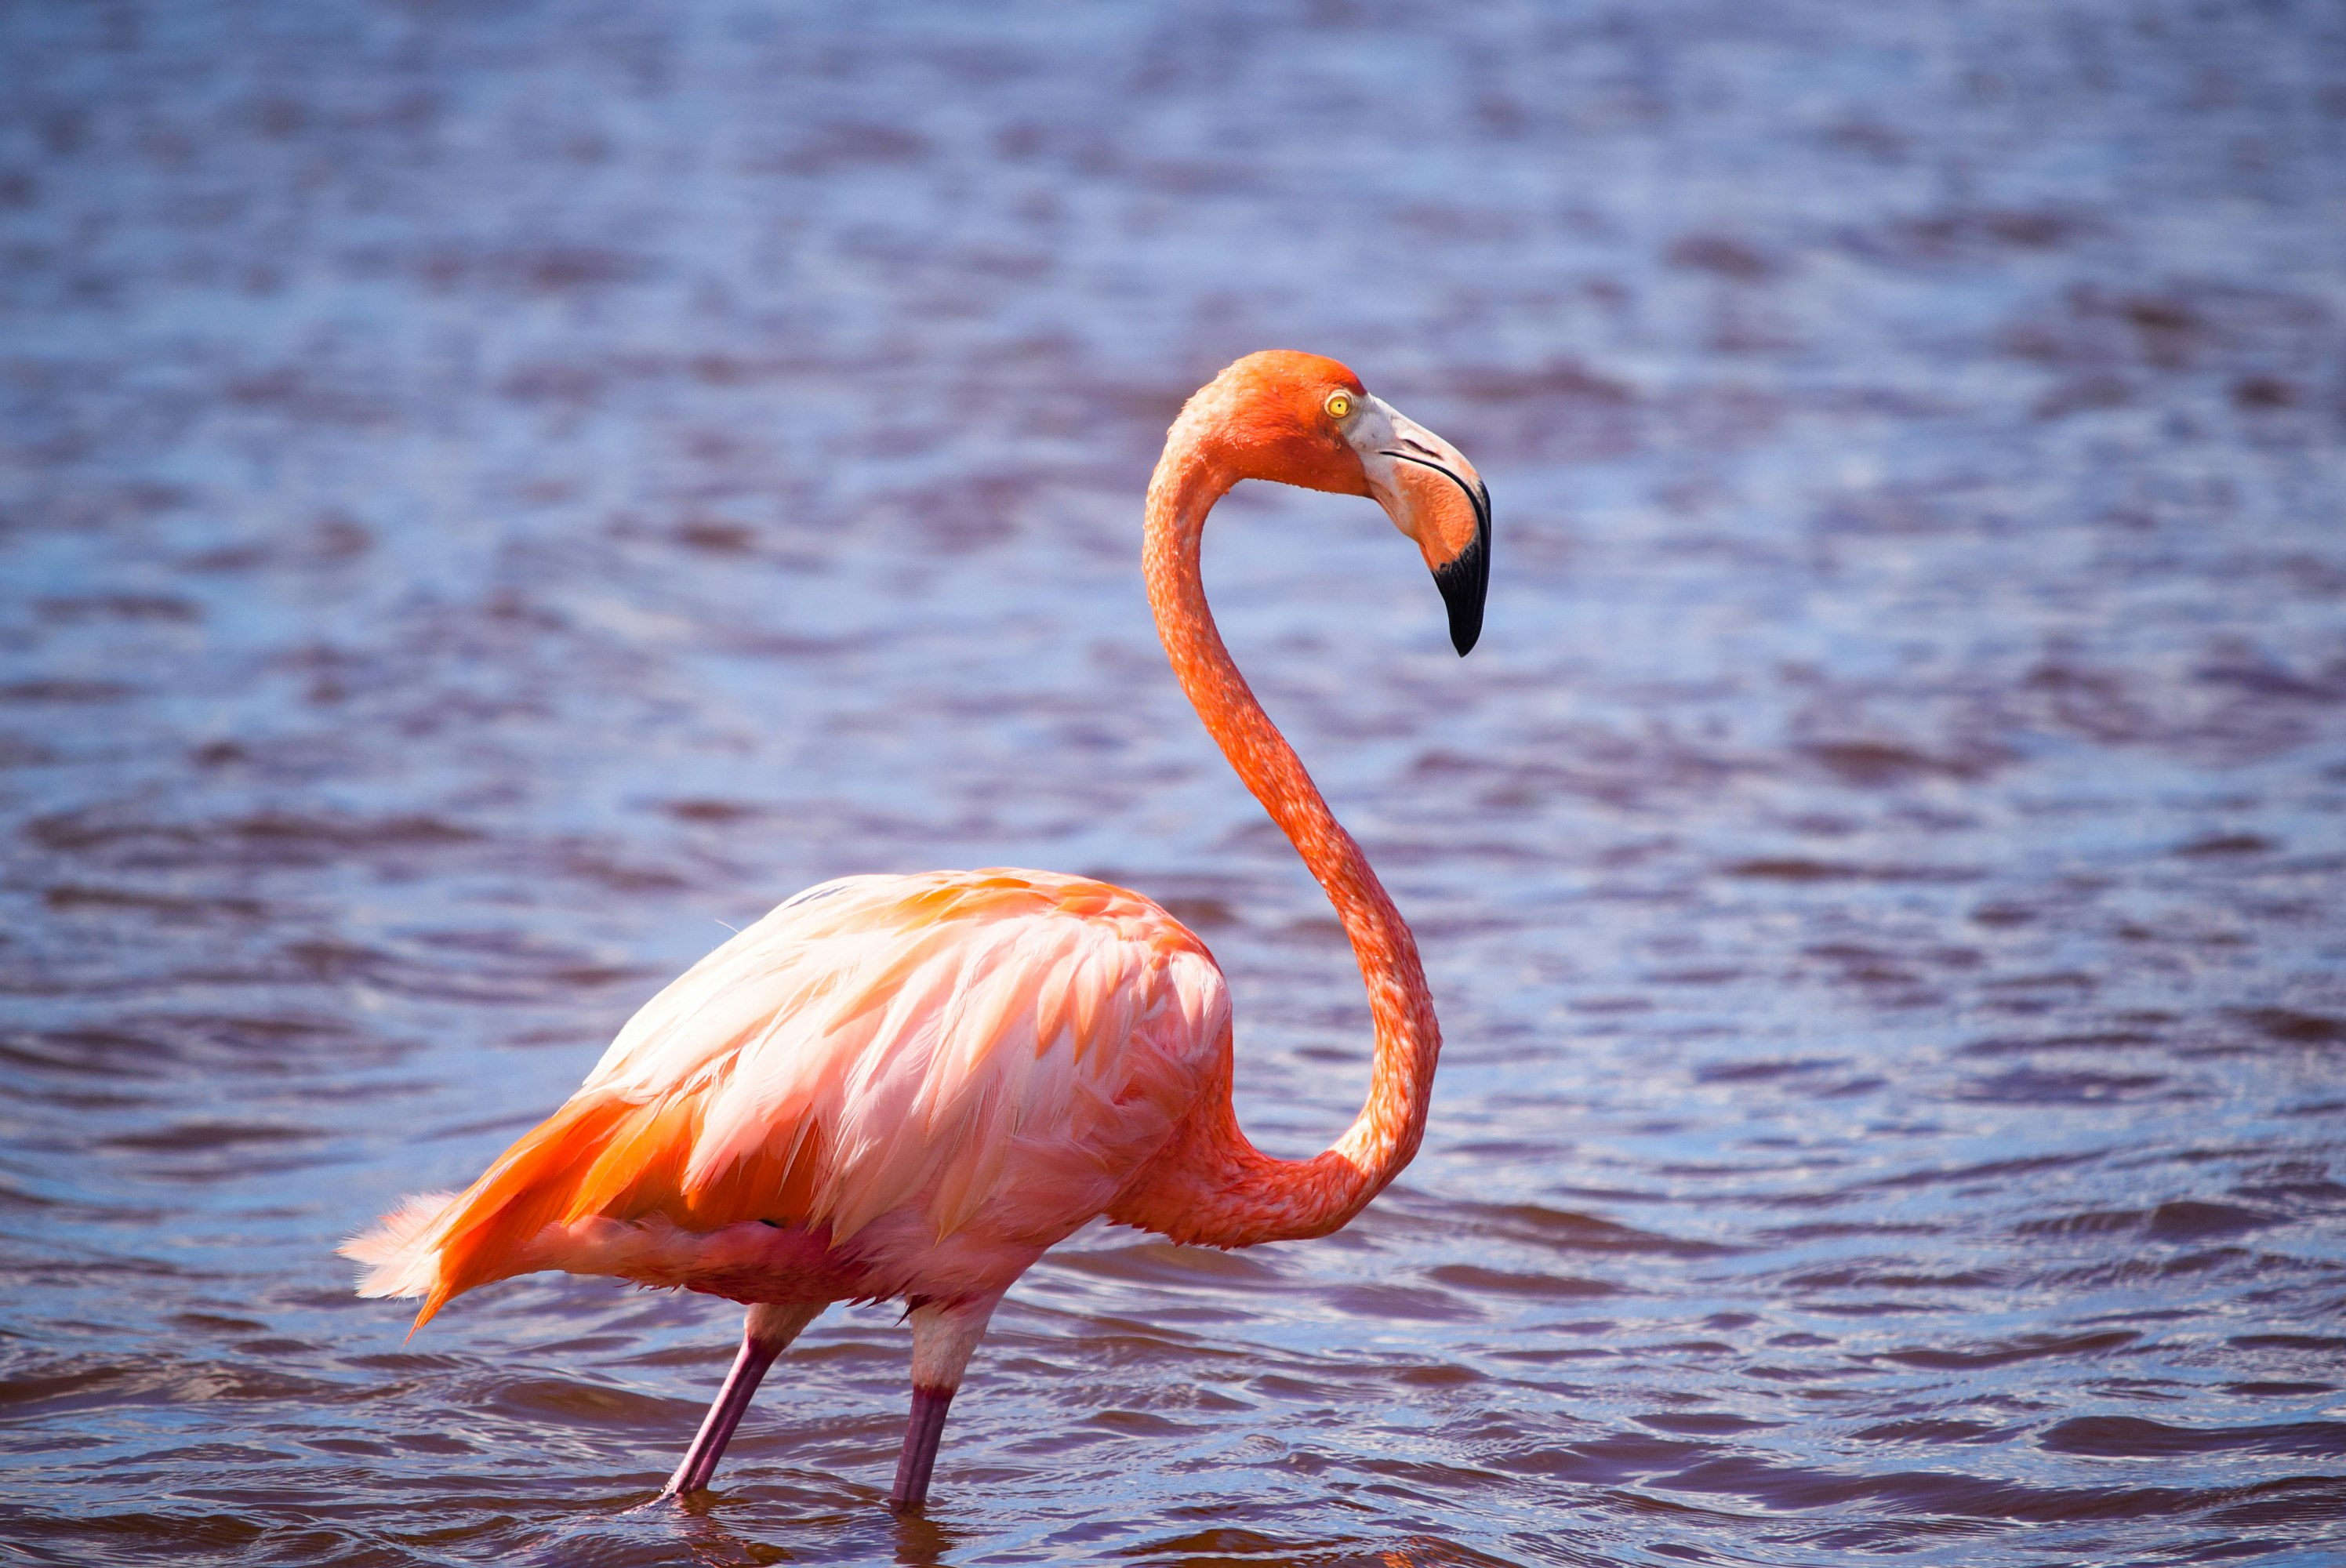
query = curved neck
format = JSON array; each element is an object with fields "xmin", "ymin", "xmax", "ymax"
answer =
[{"xmin": 1131, "ymin": 429, "xmax": 1441, "ymax": 1245}]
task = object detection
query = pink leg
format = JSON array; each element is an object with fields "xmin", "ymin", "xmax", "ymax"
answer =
[
  {"xmin": 889, "ymin": 1384, "xmax": 955, "ymax": 1512},
  {"xmin": 887, "ymin": 1293, "xmax": 1002, "ymax": 1515},
  {"xmin": 664, "ymin": 1301, "xmax": 822, "ymax": 1497}
]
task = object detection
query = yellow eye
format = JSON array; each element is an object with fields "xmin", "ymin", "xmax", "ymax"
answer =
[{"xmin": 1325, "ymin": 391, "xmax": 1352, "ymax": 419}]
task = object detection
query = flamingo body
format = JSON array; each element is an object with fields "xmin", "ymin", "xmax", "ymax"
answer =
[{"xmin": 347, "ymin": 869, "xmax": 1228, "ymax": 1322}]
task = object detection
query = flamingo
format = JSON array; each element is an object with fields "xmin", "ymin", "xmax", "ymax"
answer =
[{"xmin": 343, "ymin": 350, "xmax": 1491, "ymax": 1512}]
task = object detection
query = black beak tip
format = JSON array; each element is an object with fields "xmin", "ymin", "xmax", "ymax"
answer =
[{"xmin": 1432, "ymin": 517, "xmax": 1490, "ymax": 659}]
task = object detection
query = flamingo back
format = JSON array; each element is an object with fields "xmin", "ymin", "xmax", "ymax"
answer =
[{"xmin": 345, "ymin": 869, "xmax": 1229, "ymax": 1327}]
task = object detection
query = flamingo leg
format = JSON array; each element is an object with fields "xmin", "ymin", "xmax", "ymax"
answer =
[
  {"xmin": 888, "ymin": 1292, "xmax": 1002, "ymax": 1514},
  {"xmin": 664, "ymin": 1301, "xmax": 823, "ymax": 1497}
]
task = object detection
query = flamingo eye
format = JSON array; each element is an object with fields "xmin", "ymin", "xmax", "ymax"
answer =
[{"xmin": 1324, "ymin": 391, "xmax": 1353, "ymax": 420}]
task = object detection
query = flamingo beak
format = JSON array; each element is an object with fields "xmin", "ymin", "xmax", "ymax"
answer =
[{"xmin": 1353, "ymin": 400, "xmax": 1491, "ymax": 655}]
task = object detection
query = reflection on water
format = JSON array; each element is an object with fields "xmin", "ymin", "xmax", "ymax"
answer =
[{"xmin": 3, "ymin": 1, "xmax": 2344, "ymax": 1563}]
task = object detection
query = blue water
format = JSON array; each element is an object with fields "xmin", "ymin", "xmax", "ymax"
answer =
[{"xmin": 3, "ymin": 2, "xmax": 2344, "ymax": 1563}]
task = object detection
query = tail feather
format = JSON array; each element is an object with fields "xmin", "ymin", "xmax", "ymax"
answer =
[
  {"xmin": 336, "ymin": 1094, "xmax": 637, "ymax": 1330},
  {"xmin": 409, "ymin": 1094, "xmax": 640, "ymax": 1329},
  {"xmin": 340, "ymin": 1089, "xmax": 817, "ymax": 1332},
  {"xmin": 339, "ymin": 1190, "xmax": 459, "ymax": 1301}
]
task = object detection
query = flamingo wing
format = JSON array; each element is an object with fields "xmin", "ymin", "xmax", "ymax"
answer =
[{"xmin": 346, "ymin": 869, "xmax": 1229, "ymax": 1327}]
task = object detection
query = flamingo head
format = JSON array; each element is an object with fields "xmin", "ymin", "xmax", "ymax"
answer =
[{"xmin": 1193, "ymin": 350, "xmax": 1491, "ymax": 655}]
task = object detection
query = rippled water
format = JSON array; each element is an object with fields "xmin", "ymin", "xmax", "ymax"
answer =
[{"xmin": 5, "ymin": 2, "xmax": 2345, "ymax": 1563}]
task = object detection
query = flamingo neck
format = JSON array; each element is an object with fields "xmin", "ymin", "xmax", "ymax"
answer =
[{"xmin": 1119, "ymin": 425, "xmax": 1441, "ymax": 1247}]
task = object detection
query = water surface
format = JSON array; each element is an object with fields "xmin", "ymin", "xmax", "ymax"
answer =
[{"xmin": 4, "ymin": 2, "xmax": 2345, "ymax": 1563}]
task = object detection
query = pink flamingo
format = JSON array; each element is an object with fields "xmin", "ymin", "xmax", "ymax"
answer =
[{"xmin": 343, "ymin": 350, "xmax": 1490, "ymax": 1512}]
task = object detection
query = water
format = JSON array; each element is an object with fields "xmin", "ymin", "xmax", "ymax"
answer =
[{"xmin": 4, "ymin": 2, "xmax": 2344, "ymax": 1563}]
